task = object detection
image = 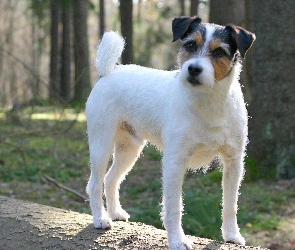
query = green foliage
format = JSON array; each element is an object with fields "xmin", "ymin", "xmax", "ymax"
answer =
[
  {"xmin": 183, "ymin": 189, "xmax": 223, "ymax": 241},
  {"xmin": 206, "ymin": 170, "xmax": 222, "ymax": 183},
  {"xmin": 244, "ymin": 155, "xmax": 276, "ymax": 181}
]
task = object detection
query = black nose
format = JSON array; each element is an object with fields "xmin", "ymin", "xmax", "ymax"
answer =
[{"xmin": 188, "ymin": 64, "xmax": 203, "ymax": 76}]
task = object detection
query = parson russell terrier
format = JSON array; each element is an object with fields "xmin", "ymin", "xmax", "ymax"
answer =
[{"xmin": 86, "ymin": 16, "xmax": 256, "ymax": 250}]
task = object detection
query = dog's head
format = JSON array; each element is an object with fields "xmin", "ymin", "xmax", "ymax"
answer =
[{"xmin": 172, "ymin": 16, "xmax": 255, "ymax": 89}]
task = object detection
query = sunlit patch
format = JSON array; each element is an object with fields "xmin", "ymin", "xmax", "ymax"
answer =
[{"xmin": 31, "ymin": 111, "xmax": 86, "ymax": 122}]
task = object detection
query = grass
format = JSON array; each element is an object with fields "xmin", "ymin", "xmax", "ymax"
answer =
[{"xmin": 1, "ymin": 106, "xmax": 295, "ymax": 249}]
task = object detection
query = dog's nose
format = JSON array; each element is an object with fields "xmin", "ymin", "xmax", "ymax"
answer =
[{"xmin": 188, "ymin": 64, "xmax": 203, "ymax": 76}]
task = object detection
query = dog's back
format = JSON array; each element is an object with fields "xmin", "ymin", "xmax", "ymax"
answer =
[{"xmin": 87, "ymin": 32, "xmax": 180, "ymax": 147}]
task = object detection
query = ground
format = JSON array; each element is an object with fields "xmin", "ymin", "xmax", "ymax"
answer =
[
  {"xmin": 0, "ymin": 195, "xmax": 267, "ymax": 249},
  {"xmin": 1, "ymin": 107, "xmax": 295, "ymax": 249}
]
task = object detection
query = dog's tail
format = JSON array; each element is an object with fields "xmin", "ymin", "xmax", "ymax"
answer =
[{"xmin": 95, "ymin": 31, "xmax": 125, "ymax": 77}]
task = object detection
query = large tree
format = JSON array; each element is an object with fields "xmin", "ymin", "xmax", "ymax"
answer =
[
  {"xmin": 247, "ymin": 0, "xmax": 295, "ymax": 179},
  {"xmin": 209, "ymin": 0, "xmax": 245, "ymax": 26},
  {"xmin": 72, "ymin": 0, "xmax": 91, "ymax": 104}
]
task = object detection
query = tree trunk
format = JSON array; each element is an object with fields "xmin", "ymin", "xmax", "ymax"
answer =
[
  {"xmin": 179, "ymin": 0, "xmax": 185, "ymax": 16},
  {"xmin": 247, "ymin": 0, "xmax": 295, "ymax": 179},
  {"xmin": 0, "ymin": 196, "xmax": 266, "ymax": 250},
  {"xmin": 49, "ymin": 0, "xmax": 60, "ymax": 101},
  {"xmin": 99, "ymin": 0, "xmax": 105, "ymax": 38},
  {"xmin": 120, "ymin": 0, "xmax": 133, "ymax": 64},
  {"xmin": 209, "ymin": 0, "xmax": 245, "ymax": 26},
  {"xmin": 190, "ymin": 0, "xmax": 199, "ymax": 17},
  {"xmin": 60, "ymin": 5, "xmax": 72, "ymax": 104},
  {"xmin": 72, "ymin": 0, "xmax": 91, "ymax": 104}
]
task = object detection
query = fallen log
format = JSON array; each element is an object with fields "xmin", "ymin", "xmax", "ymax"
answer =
[{"xmin": 0, "ymin": 196, "xmax": 267, "ymax": 249}]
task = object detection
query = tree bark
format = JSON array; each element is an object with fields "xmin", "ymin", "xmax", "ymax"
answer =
[
  {"xmin": 120, "ymin": 0, "xmax": 133, "ymax": 64},
  {"xmin": 0, "ymin": 196, "xmax": 266, "ymax": 250},
  {"xmin": 179, "ymin": 0, "xmax": 185, "ymax": 16},
  {"xmin": 209, "ymin": 0, "xmax": 245, "ymax": 26},
  {"xmin": 72, "ymin": 0, "xmax": 91, "ymax": 104},
  {"xmin": 49, "ymin": 0, "xmax": 60, "ymax": 101},
  {"xmin": 60, "ymin": 4, "xmax": 72, "ymax": 104},
  {"xmin": 99, "ymin": 0, "xmax": 105, "ymax": 38},
  {"xmin": 247, "ymin": 0, "xmax": 295, "ymax": 179},
  {"xmin": 190, "ymin": 0, "xmax": 199, "ymax": 17}
]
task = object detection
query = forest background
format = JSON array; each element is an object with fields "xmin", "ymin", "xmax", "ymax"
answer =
[{"xmin": 0, "ymin": 0, "xmax": 295, "ymax": 249}]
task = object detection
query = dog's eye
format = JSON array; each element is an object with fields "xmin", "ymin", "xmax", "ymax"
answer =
[
  {"xmin": 212, "ymin": 48, "xmax": 227, "ymax": 58},
  {"xmin": 184, "ymin": 42, "xmax": 197, "ymax": 52}
]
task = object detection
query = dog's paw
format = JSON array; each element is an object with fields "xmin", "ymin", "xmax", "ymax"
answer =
[
  {"xmin": 224, "ymin": 233, "xmax": 245, "ymax": 245},
  {"xmin": 169, "ymin": 236, "xmax": 193, "ymax": 250},
  {"xmin": 93, "ymin": 216, "xmax": 113, "ymax": 229},
  {"xmin": 108, "ymin": 208, "xmax": 130, "ymax": 221}
]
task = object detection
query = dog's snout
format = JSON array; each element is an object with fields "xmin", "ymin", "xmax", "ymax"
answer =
[{"xmin": 188, "ymin": 64, "xmax": 203, "ymax": 76}]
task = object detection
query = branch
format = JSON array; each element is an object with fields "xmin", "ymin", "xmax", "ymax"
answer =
[{"xmin": 43, "ymin": 174, "xmax": 87, "ymax": 201}]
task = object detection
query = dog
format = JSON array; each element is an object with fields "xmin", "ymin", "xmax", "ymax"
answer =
[{"xmin": 86, "ymin": 16, "xmax": 255, "ymax": 250}]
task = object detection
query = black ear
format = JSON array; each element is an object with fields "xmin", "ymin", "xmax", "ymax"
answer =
[
  {"xmin": 226, "ymin": 25, "xmax": 256, "ymax": 58},
  {"xmin": 172, "ymin": 16, "xmax": 202, "ymax": 42}
]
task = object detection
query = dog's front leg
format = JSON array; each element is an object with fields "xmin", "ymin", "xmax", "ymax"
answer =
[
  {"xmin": 221, "ymin": 151, "xmax": 245, "ymax": 245},
  {"xmin": 162, "ymin": 153, "xmax": 193, "ymax": 250}
]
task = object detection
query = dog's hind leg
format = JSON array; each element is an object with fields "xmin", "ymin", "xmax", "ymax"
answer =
[
  {"xmin": 220, "ymin": 149, "xmax": 245, "ymax": 245},
  {"xmin": 105, "ymin": 130, "xmax": 145, "ymax": 221},
  {"xmin": 86, "ymin": 129, "xmax": 116, "ymax": 229}
]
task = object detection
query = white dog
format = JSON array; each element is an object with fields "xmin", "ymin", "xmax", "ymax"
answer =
[{"xmin": 86, "ymin": 16, "xmax": 255, "ymax": 250}]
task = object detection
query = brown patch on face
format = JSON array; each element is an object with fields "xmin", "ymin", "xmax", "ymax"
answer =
[
  {"xmin": 209, "ymin": 39, "xmax": 222, "ymax": 52},
  {"xmin": 209, "ymin": 39, "xmax": 232, "ymax": 81},
  {"xmin": 211, "ymin": 57, "xmax": 232, "ymax": 81},
  {"xmin": 194, "ymin": 31, "xmax": 204, "ymax": 47},
  {"xmin": 178, "ymin": 32, "xmax": 204, "ymax": 67}
]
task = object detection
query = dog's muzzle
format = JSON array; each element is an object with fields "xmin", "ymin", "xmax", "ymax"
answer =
[{"xmin": 187, "ymin": 64, "xmax": 203, "ymax": 86}]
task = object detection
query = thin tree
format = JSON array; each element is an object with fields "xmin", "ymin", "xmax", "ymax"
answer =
[
  {"xmin": 99, "ymin": 0, "xmax": 105, "ymax": 38},
  {"xmin": 72, "ymin": 0, "xmax": 91, "ymax": 104},
  {"xmin": 49, "ymin": 0, "xmax": 60, "ymax": 101},
  {"xmin": 247, "ymin": 0, "xmax": 295, "ymax": 179},
  {"xmin": 119, "ymin": 0, "xmax": 133, "ymax": 64},
  {"xmin": 60, "ymin": 3, "xmax": 72, "ymax": 104}
]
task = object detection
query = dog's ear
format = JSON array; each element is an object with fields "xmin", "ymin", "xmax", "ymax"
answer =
[
  {"xmin": 172, "ymin": 16, "xmax": 202, "ymax": 42},
  {"xmin": 226, "ymin": 25, "xmax": 256, "ymax": 58}
]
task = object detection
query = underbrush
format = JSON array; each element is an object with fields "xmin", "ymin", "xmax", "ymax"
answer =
[{"xmin": 1, "ymin": 106, "xmax": 295, "ymax": 249}]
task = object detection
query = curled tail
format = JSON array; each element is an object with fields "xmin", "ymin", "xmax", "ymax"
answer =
[{"xmin": 95, "ymin": 31, "xmax": 125, "ymax": 77}]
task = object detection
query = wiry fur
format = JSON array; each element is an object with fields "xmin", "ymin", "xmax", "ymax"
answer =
[{"xmin": 86, "ymin": 17, "xmax": 255, "ymax": 250}]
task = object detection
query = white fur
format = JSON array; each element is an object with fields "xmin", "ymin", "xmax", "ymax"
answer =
[
  {"xmin": 86, "ymin": 30, "xmax": 247, "ymax": 249},
  {"xmin": 95, "ymin": 31, "xmax": 125, "ymax": 77}
]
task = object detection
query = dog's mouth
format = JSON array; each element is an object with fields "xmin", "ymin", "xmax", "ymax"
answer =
[{"xmin": 187, "ymin": 76, "xmax": 201, "ymax": 86}]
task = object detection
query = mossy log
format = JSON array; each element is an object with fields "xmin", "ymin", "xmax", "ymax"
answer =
[{"xmin": 0, "ymin": 196, "xmax": 267, "ymax": 250}]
